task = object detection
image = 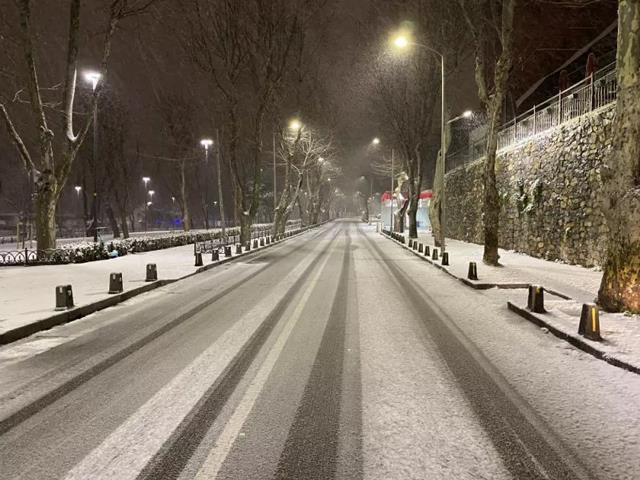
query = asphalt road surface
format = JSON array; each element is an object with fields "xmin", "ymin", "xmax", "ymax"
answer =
[{"xmin": 0, "ymin": 220, "xmax": 633, "ymax": 479}]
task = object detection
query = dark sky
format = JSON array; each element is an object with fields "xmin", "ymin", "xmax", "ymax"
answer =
[{"xmin": 0, "ymin": 0, "xmax": 618, "ymax": 210}]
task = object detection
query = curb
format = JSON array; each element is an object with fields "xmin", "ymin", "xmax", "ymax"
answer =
[
  {"xmin": 0, "ymin": 224, "xmax": 327, "ymax": 346},
  {"xmin": 507, "ymin": 302, "xmax": 640, "ymax": 376}
]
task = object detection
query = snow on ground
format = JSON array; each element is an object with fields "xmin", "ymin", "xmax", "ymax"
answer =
[
  {"xmin": 404, "ymin": 230, "xmax": 600, "ymax": 303},
  {"xmin": 394, "ymin": 227, "xmax": 640, "ymax": 373},
  {"xmin": 0, "ymin": 243, "xmax": 231, "ymax": 336},
  {"xmin": 368, "ymin": 226, "xmax": 640, "ymax": 479}
]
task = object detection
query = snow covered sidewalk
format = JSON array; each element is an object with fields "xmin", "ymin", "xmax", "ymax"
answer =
[
  {"xmin": 0, "ymin": 240, "xmax": 265, "ymax": 343},
  {"xmin": 384, "ymin": 227, "xmax": 640, "ymax": 374},
  {"xmin": 400, "ymin": 230, "xmax": 601, "ymax": 303}
]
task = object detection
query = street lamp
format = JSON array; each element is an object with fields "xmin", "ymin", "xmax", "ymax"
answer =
[
  {"xmin": 371, "ymin": 137, "xmax": 395, "ymax": 231},
  {"xmin": 288, "ymin": 118, "xmax": 302, "ymax": 131},
  {"xmin": 142, "ymin": 176, "xmax": 150, "ymax": 188},
  {"xmin": 391, "ymin": 29, "xmax": 447, "ymax": 251},
  {"xmin": 74, "ymin": 185, "xmax": 82, "ymax": 197},
  {"xmin": 200, "ymin": 138, "xmax": 215, "ymax": 230},
  {"xmin": 83, "ymin": 70, "xmax": 102, "ymax": 243}
]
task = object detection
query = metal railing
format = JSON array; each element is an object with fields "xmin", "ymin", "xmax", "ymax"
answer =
[{"xmin": 447, "ymin": 62, "xmax": 617, "ymax": 171}]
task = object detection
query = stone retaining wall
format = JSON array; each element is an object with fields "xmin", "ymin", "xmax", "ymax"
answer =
[{"xmin": 445, "ymin": 104, "xmax": 614, "ymax": 267}]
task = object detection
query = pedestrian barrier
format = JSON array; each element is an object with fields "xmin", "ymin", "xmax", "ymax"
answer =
[
  {"xmin": 108, "ymin": 273, "xmax": 123, "ymax": 294},
  {"xmin": 467, "ymin": 262, "xmax": 478, "ymax": 280},
  {"xmin": 146, "ymin": 263, "xmax": 158, "ymax": 281},
  {"xmin": 527, "ymin": 285, "xmax": 545, "ymax": 313},
  {"xmin": 55, "ymin": 285, "xmax": 74, "ymax": 311},
  {"xmin": 579, "ymin": 304, "xmax": 602, "ymax": 341}
]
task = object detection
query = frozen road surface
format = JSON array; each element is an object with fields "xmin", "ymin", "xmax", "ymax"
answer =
[{"xmin": 1, "ymin": 220, "xmax": 639, "ymax": 479}]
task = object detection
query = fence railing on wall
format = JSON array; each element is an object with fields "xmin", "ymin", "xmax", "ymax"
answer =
[{"xmin": 447, "ymin": 61, "xmax": 617, "ymax": 172}]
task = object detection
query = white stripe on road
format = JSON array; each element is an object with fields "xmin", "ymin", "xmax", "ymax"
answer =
[
  {"xmin": 63, "ymin": 236, "xmax": 332, "ymax": 480},
  {"xmin": 194, "ymin": 241, "xmax": 335, "ymax": 479}
]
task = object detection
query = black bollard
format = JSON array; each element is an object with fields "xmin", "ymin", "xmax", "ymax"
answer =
[
  {"xmin": 578, "ymin": 304, "xmax": 602, "ymax": 341},
  {"xmin": 467, "ymin": 262, "xmax": 478, "ymax": 280},
  {"xmin": 236, "ymin": 244, "xmax": 242, "ymax": 255},
  {"xmin": 432, "ymin": 248, "xmax": 439, "ymax": 261},
  {"xmin": 194, "ymin": 252, "xmax": 203, "ymax": 267},
  {"xmin": 212, "ymin": 250, "xmax": 220, "ymax": 261},
  {"xmin": 245, "ymin": 242, "xmax": 251, "ymax": 251},
  {"xmin": 55, "ymin": 285, "xmax": 74, "ymax": 311},
  {"xmin": 441, "ymin": 252, "xmax": 449, "ymax": 266},
  {"xmin": 224, "ymin": 246, "xmax": 232, "ymax": 257},
  {"xmin": 260, "ymin": 237, "xmax": 265, "ymax": 247},
  {"xmin": 253, "ymin": 239, "xmax": 259, "ymax": 249},
  {"xmin": 146, "ymin": 263, "xmax": 158, "ymax": 282},
  {"xmin": 527, "ymin": 285, "xmax": 545, "ymax": 313},
  {"xmin": 418, "ymin": 243, "xmax": 424, "ymax": 253},
  {"xmin": 408, "ymin": 239, "xmax": 414, "ymax": 248},
  {"xmin": 109, "ymin": 272, "xmax": 123, "ymax": 294},
  {"xmin": 424, "ymin": 245, "xmax": 430, "ymax": 257}
]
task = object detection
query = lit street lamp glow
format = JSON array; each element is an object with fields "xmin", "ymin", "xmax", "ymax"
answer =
[
  {"xmin": 74, "ymin": 185, "xmax": 82, "ymax": 196},
  {"xmin": 200, "ymin": 138, "xmax": 213, "ymax": 150},
  {"xmin": 83, "ymin": 70, "xmax": 102, "ymax": 91},
  {"xmin": 142, "ymin": 176, "xmax": 151, "ymax": 187},
  {"xmin": 288, "ymin": 119, "xmax": 302, "ymax": 131},
  {"xmin": 372, "ymin": 137, "xmax": 381, "ymax": 145},
  {"xmin": 463, "ymin": 110, "xmax": 473, "ymax": 118},
  {"xmin": 393, "ymin": 35, "xmax": 410, "ymax": 49}
]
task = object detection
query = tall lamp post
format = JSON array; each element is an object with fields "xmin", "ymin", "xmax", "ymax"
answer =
[
  {"xmin": 83, "ymin": 70, "xmax": 102, "ymax": 243},
  {"xmin": 392, "ymin": 32, "xmax": 446, "ymax": 251},
  {"xmin": 372, "ymin": 137, "xmax": 395, "ymax": 231},
  {"xmin": 142, "ymin": 176, "xmax": 151, "ymax": 232},
  {"xmin": 200, "ymin": 138, "xmax": 213, "ymax": 230}
]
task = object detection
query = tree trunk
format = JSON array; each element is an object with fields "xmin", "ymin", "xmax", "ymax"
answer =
[
  {"xmin": 481, "ymin": 0, "xmax": 516, "ymax": 266},
  {"xmin": 408, "ymin": 194, "xmax": 419, "ymax": 239},
  {"xmin": 119, "ymin": 211, "xmax": 130, "ymax": 238},
  {"xmin": 35, "ymin": 182, "xmax": 57, "ymax": 250},
  {"xmin": 106, "ymin": 203, "xmax": 120, "ymax": 238},
  {"xmin": 598, "ymin": 0, "xmax": 640, "ymax": 313},
  {"xmin": 483, "ymin": 108, "xmax": 502, "ymax": 265}
]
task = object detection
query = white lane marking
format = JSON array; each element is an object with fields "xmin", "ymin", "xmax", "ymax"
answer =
[
  {"xmin": 63, "ymin": 237, "xmax": 331, "ymax": 480},
  {"xmin": 194, "ymin": 244, "xmax": 335, "ymax": 479}
]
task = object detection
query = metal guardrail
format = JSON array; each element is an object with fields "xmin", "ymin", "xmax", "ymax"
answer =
[{"xmin": 447, "ymin": 62, "xmax": 617, "ymax": 171}]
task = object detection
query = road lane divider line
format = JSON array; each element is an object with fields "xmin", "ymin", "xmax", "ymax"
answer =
[
  {"xmin": 62, "ymin": 231, "xmax": 340, "ymax": 480},
  {"xmin": 194, "ymin": 235, "xmax": 337, "ymax": 480}
]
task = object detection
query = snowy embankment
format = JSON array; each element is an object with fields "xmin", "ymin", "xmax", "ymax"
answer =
[{"xmin": 395, "ymin": 228, "xmax": 640, "ymax": 373}]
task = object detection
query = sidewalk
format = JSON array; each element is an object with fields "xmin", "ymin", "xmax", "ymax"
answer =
[
  {"xmin": 387, "ymin": 228, "xmax": 640, "ymax": 373},
  {"xmin": 404, "ymin": 230, "xmax": 600, "ymax": 303},
  {"xmin": 0, "ymin": 244, "xmax": 202, "ymax": 338}
]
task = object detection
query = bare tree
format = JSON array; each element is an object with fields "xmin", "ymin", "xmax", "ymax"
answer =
[
  {"xmin": 0, "ymin": 0, "xmax": 160, "ymax": 250},
  {"xmin": 458, "ymin": 0, "xmax": 517, "ymax": 265},
  {"xmin": 273, "ymin": 125, "xmax": 334, "ymax": 235},
  {"xmin": 181, "ymin": 0, "xmax": 323, "ymax": 243},
  {"xmin": 598, "ymin": 0, "xmax": 640, "ymax": 313}
]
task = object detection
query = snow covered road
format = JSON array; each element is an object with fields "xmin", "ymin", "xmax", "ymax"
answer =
[{"xmin": 0, "ymin": 220, "xmax": 638, "ymax": 479}]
